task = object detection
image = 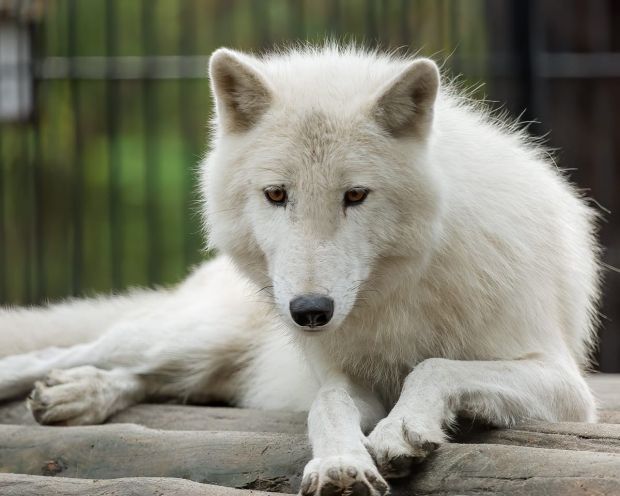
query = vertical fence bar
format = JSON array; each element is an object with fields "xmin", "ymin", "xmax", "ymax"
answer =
[
  {"xmin": 510, "ymin": 0, "xmax": 534, "ymax": 123},
  {"xmin": 328, "ymin": 0, "xmax": 341, "ymax": 36},
  {"xmin": 68, "ymin": 0, "xmax": 83, "ymax": 296},
  {"xmin": 585, "ymin": 1, "xmax": 617, "ymax": 372},
  {"xmin": 291, "ymin": 0, "xmax": 305, "ymax": 39},
  {"xmin": 365, "ymin": 0, "xmax": 378, "ymax": 47},
  {"xmin": 0, "ymin": 23, "xmax": 5, "ymax": 302},
  {"xmin": 30, "ymin": 19, "xmax": 45, "ymax": 303},
  {"xmin": 0, "ymin": 52, "xmax": 5, "ymax": 303},
  {"xmin": 512, "ymin": 0, "xmax": 547, "ymax": 135},
  {"xmin": 14, "ymin": 13, "xmax": 33, "ymax": 303},
  {"xmin": 21, "ymin": 23, "xmax": 34, "ymax": 304},
  {"xmin": 214, "ymin": 0, "xmax": 228, "ymax": 47},
  {"xmin": 142, "ymin": 0, "xmax": 159, "ymax": 286},
  {"xmin": 106, "ymin": 0, "xmax": 122, "ymax": 290},
  {"xmin": 399, "ymin": 0, "xmax": 410, "ymax": 46},
  {"xmin": 179, "ymin": 0, "xmax": 197, "ymax": 270},
  {"xmin": 251, "ymin": 0, "xmax": 270, "ymax": 49}
]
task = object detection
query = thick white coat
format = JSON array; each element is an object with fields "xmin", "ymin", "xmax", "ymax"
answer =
[{"xmin": 0, "ymin": 46, "xmax": 601, "ymax": 494}]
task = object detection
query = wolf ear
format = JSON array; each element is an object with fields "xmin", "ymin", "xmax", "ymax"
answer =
[
  {"xmin": 372, "ymin": 58, "xmax": 440, "ymax": 138},
  {"xmin": 209, "ymin": 48, "xmax": 272, "ymax": 133}
]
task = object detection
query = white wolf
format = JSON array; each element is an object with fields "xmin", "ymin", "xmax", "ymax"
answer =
[{"xmin": 0, "ymin": 45, "xmax": 601, "ymax": 495}]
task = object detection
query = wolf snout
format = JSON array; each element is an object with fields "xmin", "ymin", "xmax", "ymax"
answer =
[{"xmin": 289, "ymin": 294, "xmax": 334, "ymax": 329}]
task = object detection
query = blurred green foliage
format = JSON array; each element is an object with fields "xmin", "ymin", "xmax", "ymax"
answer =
[{"xmin": 0, "ymin": 0, "xmax": 489, "ymax": 305}]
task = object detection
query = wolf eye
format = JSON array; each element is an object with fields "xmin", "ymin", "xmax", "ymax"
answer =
[
  {"xmin": 264, "ymin": 186, "xmax": 287, "ymax": 206},
  {"xmin": 344, "ymin": 188, "xmax": 369, "ymax": 206}
]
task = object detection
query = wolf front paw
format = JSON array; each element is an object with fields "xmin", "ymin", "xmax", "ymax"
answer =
[
  {"xmin": 366, "ymin": 418, "xmax": 443, "ymax": 479},
  {"xmin": 300, "ymin": 455, "xmax": 389, "ymax": 496},
  {"xmin": 27, "ymin": 366, "xmax": 107, "ymax": 426}
]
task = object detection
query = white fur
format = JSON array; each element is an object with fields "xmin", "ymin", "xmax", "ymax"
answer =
[{"xmin": 0, "ymin": 45, "xmax": 601, "ymax": 495}]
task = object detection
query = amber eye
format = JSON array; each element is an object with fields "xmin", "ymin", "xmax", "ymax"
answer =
[
  {"xmin": 264, "ymin": 186, "xmax": 287, "ymax": 206},
  {"xmin": 344, "ymin": 188, "xmax": 369, "ymax": 206}
]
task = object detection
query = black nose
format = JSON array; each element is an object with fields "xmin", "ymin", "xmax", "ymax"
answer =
[{"xmin": 289, "ymin": 294, "xmax": 334, "ymax": 328}]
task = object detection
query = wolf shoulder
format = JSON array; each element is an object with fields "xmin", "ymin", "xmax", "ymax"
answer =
[{"xmin": 416, "ymin": 93, "xmax": 600, "ymax": 363}]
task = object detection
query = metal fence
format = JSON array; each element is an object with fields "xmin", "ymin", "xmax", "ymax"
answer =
[{"xmin": 0, "ymin": 0, "xmax": 618, "ymax": 371}]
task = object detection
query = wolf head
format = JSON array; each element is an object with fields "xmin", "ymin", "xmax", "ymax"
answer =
[{"xmin": 202, "ymin": 46, "xmax": 444, "ymax": 333}]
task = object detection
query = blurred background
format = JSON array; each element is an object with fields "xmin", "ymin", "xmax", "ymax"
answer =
[{"xmin": 0, "ymin": 0, "xmax": 618, "ymax": 371}]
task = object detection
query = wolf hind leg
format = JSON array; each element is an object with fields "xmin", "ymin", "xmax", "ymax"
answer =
[
  {"xmin": 0, "ymin": 341, "xmax": 106, "ymax": 402},
  {"xmin": 0, "ymin": 289, "xmax": 172, "ymax": 358},
  {"xmin": 0, "ymin": 307, "xmax": 168, "ymax": 402},
  {"xmin": 0, "ymin": 284, "xmax": 179, "ymax": 399},
  {"xmin": 28, "ymin": 366, "xmax": 145, "ymax": 425},
  {"xmin": 0, "ymin": 286, "xmax": 205, "ymax": 402},
  {"xmin": 23, "ymin": 332, "xmax": 258, "ymax": 425}
]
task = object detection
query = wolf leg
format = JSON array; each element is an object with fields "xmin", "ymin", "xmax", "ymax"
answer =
[
  {"xmin": 1, "ymin": 257, "xmax": 268, "ymax": 423},
  {"xmin": 0, "ymin": 341, "xmax": 108, "ymax": 401},
  {"xmin": 0, "ymin": 287, "xmax": 175, "ymax": 401},
  {"xmin": 300, "ymin": 374, "xmax": 389, "ymax": 496},
  {"xmin": 27, "ymin": 365, "xmax": 145, "ymax": 425},
  {"xmin": 0, "ymin": 289, "xmax": 170, "ymax": 358},
  {"xmin": 2, "ymin": 308, "xmax": 256, "ymax": 423},
  {"xmin": 366, "ymin": 357, "xmax": 595, "ymax": 478}
]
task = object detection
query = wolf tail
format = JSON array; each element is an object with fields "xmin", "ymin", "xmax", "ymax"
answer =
[{"xmin": 0, "ymin": 289, "xmax": 170, "ymax": 358}]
